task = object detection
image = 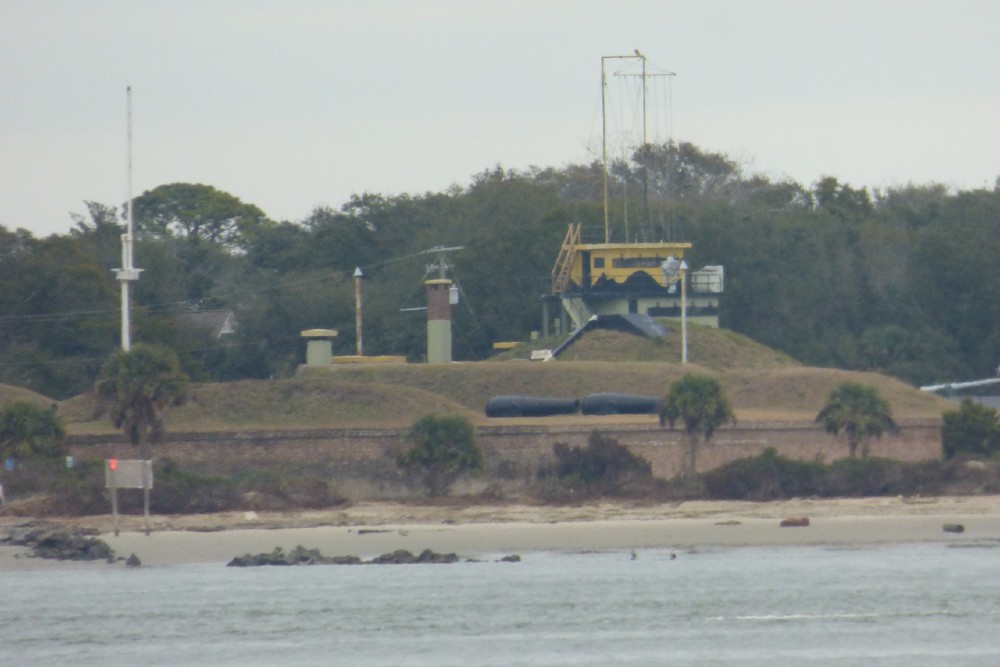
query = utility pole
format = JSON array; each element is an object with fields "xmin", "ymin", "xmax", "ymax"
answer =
[
  {"xmin": 353, "ymin": 267, "xmax": 364, "ymax": 356},
  {"xmin": 680, "ymin": 260, "xmax": 688, "ymax": 364}
]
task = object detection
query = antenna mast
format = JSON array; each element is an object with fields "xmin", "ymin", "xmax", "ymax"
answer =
[
  {"xmin": 601, "ymin": 53, "xmax": 676, "ymax": 242},
  {"xmin": 114, "ymin": 86, "xmax": 142, "ymax": 351}
]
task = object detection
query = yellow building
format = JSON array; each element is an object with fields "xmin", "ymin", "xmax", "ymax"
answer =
[{"xmin": 545, "ymin": 223, "xmax": 722, "ymax": 335}]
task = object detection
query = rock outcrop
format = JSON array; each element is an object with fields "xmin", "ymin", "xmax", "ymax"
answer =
[
  {"xmin": 779, "ymin": 517, "xmax": 810, "ymax": 527},
  {"xmin": 2, "ymin": 521, "xmax": 116, "ymax": 562},
  {"xmin": 226, "ymin": 546, "xmax": 515, "ymax": 567}
]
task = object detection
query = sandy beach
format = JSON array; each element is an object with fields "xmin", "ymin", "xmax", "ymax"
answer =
[{"xmin": 3, "ymin": 495, "xmax": 999, "ymax": 569}]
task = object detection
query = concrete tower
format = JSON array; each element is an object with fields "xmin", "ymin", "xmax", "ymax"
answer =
[
  {"xmin": 421, "ymin": 245, "xmax": 462, "ymax": 364},
  {"xmin": 425, "ymin": 278, "xmax": 453, "ymax": 364}
]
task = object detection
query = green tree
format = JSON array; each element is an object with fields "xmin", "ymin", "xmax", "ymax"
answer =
[
  {"xmin": 398, "ymin": 414, "xmax": 482, "ymax": 496},
  {"xmin": 659, "ymin": 373, "xmax": 735, "ymax": 476},
  {"xmin": 0, "ymin": 225, "xmax": 119, "ymax": 399},
  {"xmin": 132, "ymin": 183, "xmax": 270, "ymax": 249},
  {"xmin": 69, "ymin": 200, "xmax": 126, "ymax": 272},
  {"xmin": 815, "ymin": 382, "xmax": 898, "ymax": 458},
  {"xmin": 0, "ymin": 401, "xmax": 66, "ymax": 463},
  {"xmin": 941, "ymin": 399, "xmax": 1000, "ymax": 459},
  {"xmin": 95, "ymin": 344, "xmax": 190, "ymax": 460}
]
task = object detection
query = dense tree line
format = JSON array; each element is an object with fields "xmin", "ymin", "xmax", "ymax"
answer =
[{"xmin": 1, "ymin": 143, "xmax": 998, "ymax": 399}]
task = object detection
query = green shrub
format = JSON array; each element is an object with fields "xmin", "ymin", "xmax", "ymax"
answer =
[
  {"xmin": 548, "ymin": 431, "xmax": 653, "ymax": 497},
  {"xmin": 147, "ymin": 459, "xmax": 239, "ymax": 513},
  {"xmin": 0, "ymin": 401, "xmax": 66, "ymax": 463},
  {"xmin": 820, "ymin": 457, "xmax": 902, "ymax": 496},
  {"xmin": 702, "ymin": 448, "xmax": 823, "ymax": 500},
  {"xmin": 941, "ymin": 399, "xmax": 1000, "ymax": 459},
  {"xmin": 2, "ymin": 456, "xmax": 111, "ymax": 516},
  {"xmin": 398, "ymin": 414, "xmax": 482, "ymax": 496}
]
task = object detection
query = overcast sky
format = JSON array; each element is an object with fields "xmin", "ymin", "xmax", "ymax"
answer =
[{"xmin": 2, "ymin": 0, "xmax": 998, "ymax": 237}]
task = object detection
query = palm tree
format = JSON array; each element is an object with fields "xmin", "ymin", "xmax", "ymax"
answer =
[
  {"xmin": 815, "ymin": 382, "xmax": 898, "ymax": 458},
  {"xmin": 95, "ymin": 344, "xmax": 189, "ymax": 461},
  {"xmin": 659, "ymin": 373, "xmax": 735, "ymax": 476}
]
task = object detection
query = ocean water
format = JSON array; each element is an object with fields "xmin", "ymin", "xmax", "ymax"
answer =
[{"xmin": 3, "ymin": 543, "xmax": 999, "ymax": 666}]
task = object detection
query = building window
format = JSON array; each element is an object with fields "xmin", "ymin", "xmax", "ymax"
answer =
[
  {"xmin": 593, "ymin": 257, "xmax": 605, "ymax": 269},
  {"xmin": 612, "ymin": 256, "xmax": 664, "ymax": 268}
]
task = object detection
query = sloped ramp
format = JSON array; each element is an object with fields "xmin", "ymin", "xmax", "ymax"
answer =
[
  {"xmin": 550, "ymin": 316, "xmax": 599, "ymax": 359},
  {"xmin": 599, "ymin": 314, "xmax": 668, "ymax": 338},
  {"xmin": 551, "ymin": 314, "xmax": 666, "ymax": 359}
]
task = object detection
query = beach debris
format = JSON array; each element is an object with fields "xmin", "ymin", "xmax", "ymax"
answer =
[
  {"xmin": 125, "ymin": 553, "xmax": 142, "ymax": 567},
  {"xmin": 500, "ymin": 554, "xmax": 521, "ymax": 562},
  {"xmin": 715, "ymin": 520, "xmax": 742, "ymax": 526},
  {"xmin": 780, "ymin": 517, "xmax": 810, "ymax": 527},
  {"xmin": 631, "ymin": 549, "xmax": 637, "ymax": 560},
  {"xmin": 226, "ymin": 546, "xmax": 464, "ymax": 567},
  {"xmin": 943, "ymin": 523, "xmax": 965, "ymax": 533},
  {"xmin": 670, "ymin": 552, "xmax": 677, "ymax": 560}
]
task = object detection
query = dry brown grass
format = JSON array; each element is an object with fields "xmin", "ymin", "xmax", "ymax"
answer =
[
  {"xmin": 0, "ymin": 384, "xmax": 56, "ymax": 408},
  {"xmin": 494, "ymin": 324, "xmax": 800, "ymax": 370},
  {"xmin": 48, "ymin": 327, "xmax": 954, "ymax": 434},
  {"xmin": 721, "ymin": 367, "xmax": 951, "ymax": 420}
]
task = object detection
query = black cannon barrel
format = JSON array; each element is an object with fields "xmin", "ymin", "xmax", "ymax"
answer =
[
  {"xmin": 484, "ymin": 396, "xmax": 580, "ymax": 418},
  {"xmin": 581, "ymin": 393, "xmax": 660, "ymax": 415}
]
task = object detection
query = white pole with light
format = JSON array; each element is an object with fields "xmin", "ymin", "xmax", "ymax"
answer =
[
  {"xmin": 114, "ymin": 86, "xmax": 142, "ymax": 351},
  {"xmin": 353, "ymin": 267, "xmax": 364, "ymax": 356},
  {"xmin": 680, "ymin": 259, "xmax": 688, "ymax": 364}
]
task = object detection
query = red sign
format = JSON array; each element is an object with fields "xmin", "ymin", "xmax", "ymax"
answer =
[{"xmin": 108, "ymin": 458, "xmax": 118, "ymax": 471}]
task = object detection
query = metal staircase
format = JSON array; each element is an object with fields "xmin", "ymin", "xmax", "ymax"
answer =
[{"xmin": 551, "ymin": 223, "xmax": 581, "ymax": 294}]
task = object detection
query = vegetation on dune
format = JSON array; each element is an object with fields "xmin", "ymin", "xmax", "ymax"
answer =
[
  {"xmin": 700, "ymin": 448, "xmax": 1000, "ymax": 501},
  {"xmin": 0, "ymin": 456, "xmax": 348, "ymax": 516},
  {"xmin": 5, "ymin": 433, "xmax": 999, "ymax": 517}
]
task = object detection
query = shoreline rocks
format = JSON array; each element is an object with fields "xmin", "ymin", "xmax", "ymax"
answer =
[
  {"xmin": 2, "ymin": 521, "xmax": 116, "ymax": 562},
  {"xmin": 227, "ymin": 545, "xmax": 520, "ymax": 567}
]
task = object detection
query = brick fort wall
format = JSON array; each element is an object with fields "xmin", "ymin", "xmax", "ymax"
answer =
[{"xmin": 67, "ymin": 420, "xmax": 942, "ymax": 480}]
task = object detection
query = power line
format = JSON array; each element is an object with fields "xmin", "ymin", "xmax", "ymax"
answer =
[{"xmin": 0, "ymin": 249, "xmax": 431, "ymax": 325}]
